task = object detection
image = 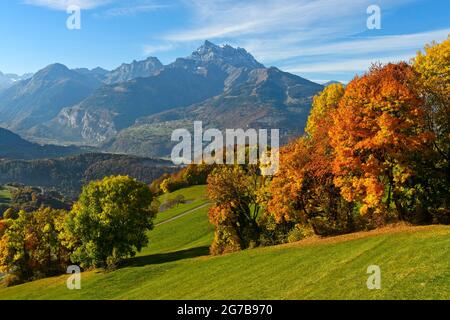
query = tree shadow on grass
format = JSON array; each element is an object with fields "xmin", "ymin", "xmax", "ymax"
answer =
[{"xmin": 125, "ymin": 246, "xmax": 210, "ymax": 268}]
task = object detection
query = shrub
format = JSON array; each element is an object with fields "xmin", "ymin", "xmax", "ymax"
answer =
[{"xmin": 287, "ymin": 224, "xmax": 315, "ymax": 243}]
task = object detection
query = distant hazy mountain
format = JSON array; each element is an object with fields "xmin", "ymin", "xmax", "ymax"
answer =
[
  {"xmin": 0, "ymin": 127, "xmax": 82, "ymax": 160},
  {"xmin": 74, "ymin": 67, "xmax": 110, "ymax": 83},
  {"xmin": 104, "ymin": 57, "xmax": 163, "ymax": 84},
  {"xmin": 9, "ymin": 41, "xmax": 324, "ymax": 158},
  {"xmin": 0, "ymin": 63, "xmax": 102, "ymax": 132},
  {"xmin": 104, "ymin": 41, "xmax": 322, "ymax": 157},
  {"xmin": 106, "ymin": 66, "xmax": 323, "ymax": 157},
  {"xmin": 38, "ymin": 42, "xmax": 246, "ymax": 144},
  {"xmin": 0, "ymin": 57, "xmax": 165, "ymax": 135},
  {"xmin": 323, "ymin": 80, "xmax": 343, "ymax": 86},
  {"xmin": 0, "ymin": 71, "xmax": 33, "ymax": 91},
  {"xmin": 74, "ymin": 58, "xmax": 163, "ymax": 85}
]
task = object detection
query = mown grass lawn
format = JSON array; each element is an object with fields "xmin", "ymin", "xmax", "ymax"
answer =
[
  {"xmin": 154, "ymin": 185, "xmax": 208, "ymax": 224},
  {"xmin": 0, "ymin": 186, "xmax": 449, "ymax": 300},
  {"xmin": 0, "ymin": 185, "xmax": 13, "ymax": 205}
]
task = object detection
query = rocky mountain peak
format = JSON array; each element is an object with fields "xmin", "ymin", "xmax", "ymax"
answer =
[
  {"xmin": 189, "ymin": 40, "xmax": 265, "ymax": 69},
  {"xmin": 105, "ymin": 57, "xmax": 163, "ymax": 84},
  {"xmin": 32, "ymin": 63, "xmax": 74, "ymax": 82},
  {"xmin": 91, "ymin": 67, "xmax": 109, "ymax": 75}
]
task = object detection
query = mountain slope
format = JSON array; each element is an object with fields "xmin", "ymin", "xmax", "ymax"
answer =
[
  {"xmin": 0, "ymin": 127, "xmax": 81, "ymax": 160},
  {"xmin": 0, "ymin": 153, "xmax": 177, "ymax": 198},
  {"xmin": 39, "ymin": 46, "xmax": 243, "ymax": 144},
  {"xmin": 40, "ymin": 62, "xmax": 229, "ymax": 145},
  {"xmin": 106, "ymin": 67, "xmax": 323, "ymax": 157},
  {"xmin": 0, "ymin": 64, "xmax": 102, "ymax": 132}
]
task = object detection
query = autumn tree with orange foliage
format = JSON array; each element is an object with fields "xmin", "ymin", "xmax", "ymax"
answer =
[
  {"xmin": 267, "ymin": 84, "xmax": 356, "ymax": 236},
  {"xmin": 330, "ymin": 62, "xmax": 434, "ymax": 221},
  {"xmin": 207, "ymin": 165, "xmax": 261, "ymax": 254}
]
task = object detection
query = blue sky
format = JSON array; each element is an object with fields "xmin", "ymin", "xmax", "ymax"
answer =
[{"xmin": 0, "ymin": 0, "xmax": 449, "ymax": 83}]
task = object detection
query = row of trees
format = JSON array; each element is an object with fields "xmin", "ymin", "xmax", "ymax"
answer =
[
  {"xmin": 150, "ymin": 163, "xmax": 213, "ymax": 194},
  {"xmin": 0, "ymin": 176, "xmax": 156, "ymax": 285},
  {"xmin": 207, "ymin": 37, "xmax": 449, "ymax": 254},
  {"xmin": 0, "ymin": 187, "xmax": 71, "ymax": 217}
]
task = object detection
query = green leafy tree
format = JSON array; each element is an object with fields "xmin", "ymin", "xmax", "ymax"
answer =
[
  {"xmin": 0, "ymin": 208, "xmax": 69, "ymax": 284},
  {"xmin": 412, "ymin": 37, "xmax": 450, "ymax": 222},
  {"xmin": 67, "ymin": 176, "xmax": 156, "ymax": 269},
  {"xmin": 0, "ymin": 211, "xmax": 28, "ymax": 279},
  {"xmin": 413, "ymin": 36, "xmax": 450, "ymax": 160},
  {"xmin": 2, "ymin": 208, "xmax": 17, "ymax": 220}
]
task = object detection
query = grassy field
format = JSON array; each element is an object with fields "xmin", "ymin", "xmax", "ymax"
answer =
[
  {"xmin": 155, "ymin": 185, "xmax": 208, "ymax": 224},
  {"xmin": 0, "ymin": 185, "xmax": 13, "ymax": 205},
  {"xmin": 0, "ymin": 185, "xmax": 449, "ymax": 300}
]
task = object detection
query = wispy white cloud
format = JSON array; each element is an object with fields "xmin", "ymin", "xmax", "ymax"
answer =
[
  {"xmin": 143, "ymin": 43, "xmax": 175, "ymax": 55},
  {"xmin": 298, "ymin": 29, "xmax": 450, "ymax": 56},
  {"xmin": 244, "ymin": 28, "xmax": 450, "ymax": 62},
  {"xmin": 24, "ymin": 0, "xmax": 169, "ymax": 16},
  {"xmin": 103, "ymin": 2, "xmax": 169, "ymax": 16},
  {"xmin": 164, "ymin": 0, "xmax": 413, "ymax": 42},
  {"xmin": 159, "ymin": 0, "xmax": 440, "ymax": 79},
  {"xmin": 23, "ymin": 0, "xmax": 114, "ymax": 10},
  {"xmin": 167, "ymin": 21, "xmax": 261, "ymax": 42},
  {"xmin": 285, "ymin": 54, "xmax": 414, "ymax": 73}
]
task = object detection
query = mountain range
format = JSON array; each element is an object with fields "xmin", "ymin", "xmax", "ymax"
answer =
[
  {"xmin": 0, "ymin": 71, "xmax": 33, "ymax": 91},
  {"xmin": 0, "ymin": 41, "xmax": 324, "ymax": 158}
]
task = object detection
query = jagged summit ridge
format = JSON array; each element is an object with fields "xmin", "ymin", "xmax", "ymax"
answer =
[
  {"xmin": 189, "ymin": 40, "xmax": 265, "ymax": 69},
  {"xmin": 105, "ymin": 57, "xmax": 163, "ymax": 84}
]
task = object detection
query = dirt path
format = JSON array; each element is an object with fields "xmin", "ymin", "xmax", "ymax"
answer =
[{"xmin": 155, "ymin": 202, "xmax": 210, "ymax": 227}]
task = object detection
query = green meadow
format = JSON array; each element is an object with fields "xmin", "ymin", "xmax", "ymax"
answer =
[
  {"xmin": 0, "ymin": 185, "xmax": 449, "ymax": 300},
  {"xmin": 0, "ymin": 185, "xmax": 13, "ymax": 205}
]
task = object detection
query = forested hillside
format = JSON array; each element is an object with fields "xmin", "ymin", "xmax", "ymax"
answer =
[{"xmin": 0, "ymin": 153, "xmax": 177, "ymax": 198}]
